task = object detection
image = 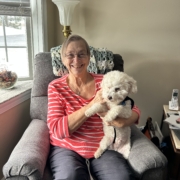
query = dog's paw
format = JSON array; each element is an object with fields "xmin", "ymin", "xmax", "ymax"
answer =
[
  {"xmin": 94, "ymin": 148, "xmax": 104, "ymax": 159},
  {"xmin": 103, "ymin": 114, "xmax": 114, "ymax": 122},
  {"xmin": 122, "ymin": 150, "xmax": 130, "ymax": 159},
  {"xmin": 85, "ymin": 109, "xmax": 92, "ymax": 117},
  {"xmin": 103, "ymin": 117, "xmax": 111, "ymax": 122},
  {"xmin": 94, "ymin": 152, "xmax": 101, "ymax": 159}
]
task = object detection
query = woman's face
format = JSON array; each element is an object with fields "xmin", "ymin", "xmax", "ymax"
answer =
[{"xmin": 62, "ymin": 40, "xmax": 90, "ymax": 77}]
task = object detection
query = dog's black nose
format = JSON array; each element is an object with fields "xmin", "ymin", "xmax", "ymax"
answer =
[{"xmin": 108, "ymin": 96, "xmax": 112, "ymax": 100}]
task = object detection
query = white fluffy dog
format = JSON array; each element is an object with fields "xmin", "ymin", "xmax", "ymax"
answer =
[{"xmin": 85, "ymin": 71, "xmax": 137, "ymax": 159}]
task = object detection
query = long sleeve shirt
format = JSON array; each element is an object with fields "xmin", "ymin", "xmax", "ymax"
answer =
[{"xmin": 47, "ymin": 73, "xmax": 140, "ymax": 158}]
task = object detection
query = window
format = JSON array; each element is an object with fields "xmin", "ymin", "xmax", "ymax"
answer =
[
  {"xmin": 0, "ymin": 0, "xmax": 33, "ymax": 80},
  {"xmin": 0, "ymin": 0, "xmax": 47, "ymax": 113}
]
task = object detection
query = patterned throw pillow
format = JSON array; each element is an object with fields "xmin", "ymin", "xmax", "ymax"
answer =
[{"xmin": 51, "ymin": 45, "xmax": 114, "ymax": 76}]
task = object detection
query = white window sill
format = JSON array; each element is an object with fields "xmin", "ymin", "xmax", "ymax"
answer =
[{"xmin": 0, "ymin": 80, "xmax": 33, "ymax": 114}]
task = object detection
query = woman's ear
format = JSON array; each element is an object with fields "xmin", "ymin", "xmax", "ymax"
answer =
[
  {"xmin": 60, "ymin": 48, "xmax": 65, "ymax": 66},
  {"xmin": 60, "ymin": 48, "xmax": 63, "ymax": 59}
]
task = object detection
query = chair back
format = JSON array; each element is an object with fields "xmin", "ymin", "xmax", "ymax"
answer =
[{"xmin": 30, "ymin": 52, "xmax": 124, "ymax": 121}]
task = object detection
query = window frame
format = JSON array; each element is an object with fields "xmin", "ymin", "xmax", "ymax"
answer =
[
  {"xmin": 30, "ymin": 0, "xmax": 48, "ymax": 56},
  {"xmin": 0, "ymin": 0, "xmax": 48, "ymax": 81},
  {"xmin": 0, "ymin": 0, "xmax": 47, "ymax": 113},
  {"xmin": 0, "ymin": 15, "xmax": 33, "ymax": 80}
]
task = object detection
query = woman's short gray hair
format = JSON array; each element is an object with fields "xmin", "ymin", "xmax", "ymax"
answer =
[{"xmin": 61, "ymin": 35, "xmax": 90, "ymax": 57}]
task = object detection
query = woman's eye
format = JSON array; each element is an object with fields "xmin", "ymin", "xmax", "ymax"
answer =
[
  {"xmin": 78, "ymin": 54, "xmax": 86, "ymax": 58},
  {"xmin": 115, "ymin": 88, "xmax": 120, "ymax": 92},
  {"xmin": 66, "ymin": 54, "xmax": 74, "ymax": 59}
]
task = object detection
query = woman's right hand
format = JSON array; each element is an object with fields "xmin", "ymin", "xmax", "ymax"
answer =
[{"xmin": 89, "ymin": 90, "xmax": 105, "ymax": 106}]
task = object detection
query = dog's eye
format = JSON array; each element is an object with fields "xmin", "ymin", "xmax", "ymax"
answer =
[{"xmin": 115, "ymin": 88, "xmax": 120, "ymax": 92}]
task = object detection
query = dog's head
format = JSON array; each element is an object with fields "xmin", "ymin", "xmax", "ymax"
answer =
[{"xmin": 101, "ymin": 71, "xmax": 137, "ymax": 104}]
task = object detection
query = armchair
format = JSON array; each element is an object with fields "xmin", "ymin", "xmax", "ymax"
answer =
[{"xmin": 2, "ymin": 52, "xmax": 168, "ymax": 180}]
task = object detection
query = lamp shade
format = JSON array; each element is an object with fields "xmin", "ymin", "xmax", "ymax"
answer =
[{"xmin": 52, "ymin": 0, "xmax": 80, "ymax": 26}]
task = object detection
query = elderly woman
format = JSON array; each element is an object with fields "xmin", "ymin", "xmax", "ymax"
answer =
[{"xmin": 47, "ymin": 35, "xmax": 140, "ymax": 180}]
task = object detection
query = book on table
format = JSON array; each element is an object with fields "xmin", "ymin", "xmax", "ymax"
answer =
[{"xmin": 164, "ymin": 113, "xmax": 180, "ymax": 129}]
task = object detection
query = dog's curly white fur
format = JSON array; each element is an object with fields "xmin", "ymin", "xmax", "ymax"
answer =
[{"xmin": 85, "ymin": 71, "xmax": 137, "ymax": 159}]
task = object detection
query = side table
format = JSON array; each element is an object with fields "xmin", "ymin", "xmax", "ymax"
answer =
[{"xmin": 161, "ymin": 105, "xmax": 180, "ymax": 179}]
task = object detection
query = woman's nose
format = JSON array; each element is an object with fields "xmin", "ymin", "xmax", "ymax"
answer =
[{"xmin": 73, "ymin": 55, "xmax": 79, "ymax": 62}]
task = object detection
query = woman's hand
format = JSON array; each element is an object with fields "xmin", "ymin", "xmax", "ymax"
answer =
[{"xmin": 89, "ymin": 90, "xmax": 105, "ymax": 106}]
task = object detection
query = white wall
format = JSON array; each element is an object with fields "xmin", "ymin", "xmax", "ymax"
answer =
[{"xmin": 49, "ymin": 0, "xmax": 180, "ymax": 127}]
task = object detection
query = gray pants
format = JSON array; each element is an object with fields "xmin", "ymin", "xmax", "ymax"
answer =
[{"xmin": 49, "ymin": 146, "xmax": 135, "ymax": 180}]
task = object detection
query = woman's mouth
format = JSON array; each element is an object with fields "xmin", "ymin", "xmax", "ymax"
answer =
[{"xmin": 71, "ymin": 64, "xmax": 83, "ymax": 69}]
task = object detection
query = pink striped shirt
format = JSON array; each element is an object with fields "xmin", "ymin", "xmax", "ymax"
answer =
[{"xmin": 47, "ymin": 73, "xmax": 140, "ymax": 158}]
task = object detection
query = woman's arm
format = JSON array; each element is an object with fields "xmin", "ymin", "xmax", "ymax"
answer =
[{"xmin": 68, "ymin": 90, "xmax": 105, "ymax": 134}]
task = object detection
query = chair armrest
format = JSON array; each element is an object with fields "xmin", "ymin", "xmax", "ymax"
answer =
[
  {"xmin": 128, "ymin": 125, "xmax": 168, "ymax": 178},
  {"xmin": 3, "ymin": 119, "xmax": 50, "ymax": 180}
]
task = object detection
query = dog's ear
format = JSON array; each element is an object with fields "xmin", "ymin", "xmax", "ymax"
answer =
[{"xmin": 128, "ymin": 77, "xmax": 137, "ymax": 94}]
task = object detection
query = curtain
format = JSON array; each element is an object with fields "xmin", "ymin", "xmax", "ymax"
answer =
[{"xmin": 0, "ymin": 0, "xmax": 31, "ymax": 17}]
